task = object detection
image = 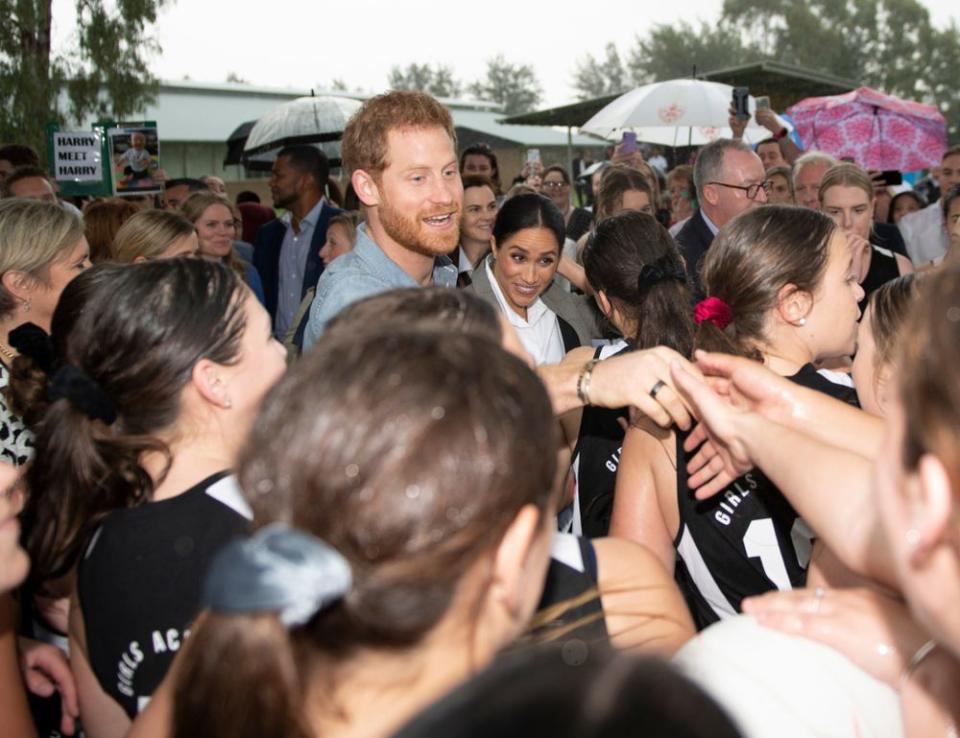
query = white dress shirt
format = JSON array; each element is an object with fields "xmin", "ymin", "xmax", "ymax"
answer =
[
  {"xmin": 485, "ymin": 259, "xmax": 565, "ymax": 366},
  {"xmin": 898, "ymin": 200, "xmax": 947, "ymax": 265}
]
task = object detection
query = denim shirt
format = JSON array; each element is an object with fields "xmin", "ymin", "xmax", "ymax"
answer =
[{"xmin": 302, "ymin": 224, "xmax": 457, "ymax": 350}]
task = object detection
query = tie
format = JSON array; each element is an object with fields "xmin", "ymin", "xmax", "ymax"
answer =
[{"xmin": 457, "ymin": 271, "xmax": 473, "ymax": 288}]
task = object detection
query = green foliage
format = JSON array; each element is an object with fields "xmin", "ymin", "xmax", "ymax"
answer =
[
  {"xmin": 0, "ymin": 0, "xmax": 165, "ymax": 164},
  {"xmin": 571, "ymin": 42, "xmax": 628, "ymax": 101},
  {"xmin": 388, "ymin": 63, "xmax": 462, "ymax": 98},
  {"xmin": 626, "ymin": 20, "xmax": 757, "ymax": 85},
  {"xmin": 468, "ymin": 55, "xmax": 543, "ymax": 115},
  {"xmin": 718, "ymin": 0, "xmax": 960, "ymax": 141}
]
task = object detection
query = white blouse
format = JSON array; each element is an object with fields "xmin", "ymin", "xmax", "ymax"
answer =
[{"xmin": 485, "ymin": 259, "xmax": 565, "ymax": 365}]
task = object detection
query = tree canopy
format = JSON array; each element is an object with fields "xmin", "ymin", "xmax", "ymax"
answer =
[
  {"xmin": 0, "ymin": 0, "xmax": 166, "ymax": 162},
  {"xmin": 571, "ymin": 0, "xmax": 960, "ymax": 141},
  {"xmin": 468, "ymin": 55, "xmax": 543, "ymax": 115},
  {"xmin": 388, "ymin": 63, "xmax": 462, "ymax": 98}
]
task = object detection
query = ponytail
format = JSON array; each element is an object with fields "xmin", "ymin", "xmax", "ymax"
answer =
[
  {"xmin": 584, "ymin": 211, "xmax": 695, "ymax": 355},
  {"xmin": 696, "ymin": 206, "xmax": 835, "ymax": 360},
  {"xmin": 172, "ymin": 524, "xmax": 352, "ymax": 738},
  {"xmin": 171, "ymin": 612, "xmax": 311, "ymax": 738},
  {"xmin": 19, "ymin": 260, "xmax": 247, "ymax": 589}
]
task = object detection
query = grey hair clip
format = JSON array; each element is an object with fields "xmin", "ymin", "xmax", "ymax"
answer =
[{"xmin": 202, "ymin": 523, "xmax": 352, "ymax": 626}]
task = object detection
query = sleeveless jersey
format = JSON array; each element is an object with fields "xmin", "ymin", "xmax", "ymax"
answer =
[
  {"xmin": 570, "ymin": 340, "xmax": 629, "ymax": 538},
  {"xmin": 674, "ymin": 365, "xmax": 859, "ymax": 630},
  {"xmin": 78, "ymin": 473, "xmax": 251, "ymax": 718},
  {"xmin": 535, "ymin": 532, "xmax": 608, "ymax": 642},
  {"xmin": 859, "ymin": 245, "xmax": 901, "ymax": 315}
]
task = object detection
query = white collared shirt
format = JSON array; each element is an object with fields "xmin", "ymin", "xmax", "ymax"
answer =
[
  {"xmin": 485, "ymin": 259, "xmax": 565, "ymax": 365},
  {"xmin": 898, "ymin": 201, "xmax": 948, "ymax": 265}
]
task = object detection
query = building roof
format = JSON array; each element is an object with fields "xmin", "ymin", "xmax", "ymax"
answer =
[
  {"xmin": 455, "ymin": 108, "xmax": 602, "ymax": 148},
  {"xmin": 502, "ymin": 61, "xmax": 858, "ymax": 129},
  {"xmin": 104, "ymin": 80, "xmax": 509, "ymax": 145}
]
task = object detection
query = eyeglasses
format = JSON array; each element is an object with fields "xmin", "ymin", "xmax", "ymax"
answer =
[
  {"xmin": 707, "ymin": 180, "xmax": 771, "ymax": 200},
  {"xmin": 541, "ymin": 181, "xmax": 569, "ymax": 190}
]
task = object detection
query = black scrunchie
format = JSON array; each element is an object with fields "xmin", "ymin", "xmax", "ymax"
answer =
[
  {"xmin": 8, "ymin": 323, "xmax": 56, "ymax": 374},
  {"xmin": 637, "ymin": 256, "xmax": 687, "ymax": 297},
  {"xmin": 47, "ymin": 365, "xmax": 117, "ymax": 425}
]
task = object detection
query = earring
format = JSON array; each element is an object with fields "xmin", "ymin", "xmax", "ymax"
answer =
[
  {"xmin": 22, "ymin": 300, "xmax": 30, "ymax": 313},
  {"xmin": 905, "ymin": 528, "xmax": 921, "ymax": 550},
  {"xmin": 223, "ymin": 398, "xmax": 233, "ymax": 409},
  {"xmin": 798, "ymin": 317, "xmax": 806, "ymax": 326}
]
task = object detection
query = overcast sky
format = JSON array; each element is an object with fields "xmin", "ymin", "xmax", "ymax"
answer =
[{"xmin": 53, "ymin": 0, "xmax": 960, "ymax": 108}]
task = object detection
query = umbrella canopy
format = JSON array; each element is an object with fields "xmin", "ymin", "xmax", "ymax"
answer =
[
  {"xmin": 581, "ymin": 79, "xmax": 777, "ymax": 146},
  {"xmin": 242, "ymin": 95, "xmax": 362, "ymax": 171},
  {"xmin": 224, "ymin": 120, "xmax": 256, "ymax": 167},
  {"xmin": 787, "ymin": 87, "xmax": 946, "ymax": 171}
]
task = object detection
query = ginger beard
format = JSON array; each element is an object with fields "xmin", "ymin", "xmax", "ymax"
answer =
[{"xmin": 376, "ymin": 186, "xmax": 461, "ymax": 257}]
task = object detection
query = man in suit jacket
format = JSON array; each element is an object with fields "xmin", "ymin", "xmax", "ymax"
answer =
[
  {"xmin": 255, "ymin": 145, "xmax": 342, "ymax": 337},
  {"xmin": 675, "ymin": 139, "xmax": 768, "ymax": 301}
]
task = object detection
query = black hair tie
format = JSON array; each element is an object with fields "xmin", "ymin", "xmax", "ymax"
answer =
[
  {"xmin": 8, "ymin": 323, "xmax": 56, "ymax": 374},
  {"xmin": 47, "ymin": 365, "xmax": 117, "ymax": 425},
  {"xmin": 637, "ymin": 256, "xmax": 687, "ymax": 296}
]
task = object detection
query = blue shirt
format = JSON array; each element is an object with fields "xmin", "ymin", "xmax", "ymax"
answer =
[
  {"xmin": 303, "ymin": 224, "xmax": 457, "ymax": 350},
  {"xmin": 276, "ymin": 199, "xmax": 324, "ymax": 337}
]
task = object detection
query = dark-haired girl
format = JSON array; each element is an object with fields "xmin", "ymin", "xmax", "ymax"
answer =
[
  {"xmin": 611, "ymin": 206, "xmax": 864, "ymax": 629},
  {"xmin": 14, "ymin": 259, "xmax": 286, "ymax": 736},
  {"xmin": 467, "ymin": 193, "xmax": 598, "ymax": 364},
  {"xmin": 566, "ymin": 211, "xmax": 691, "ymax": 538}
]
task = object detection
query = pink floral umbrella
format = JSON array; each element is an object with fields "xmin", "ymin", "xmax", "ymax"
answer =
[{"xmin": 787, "ymin": 87, "xmax": 946, "ymax": 171}]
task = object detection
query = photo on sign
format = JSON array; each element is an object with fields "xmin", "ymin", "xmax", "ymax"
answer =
[{"xmin": 108, "ymin": 127, "xmax": 160, "ymax": 194}]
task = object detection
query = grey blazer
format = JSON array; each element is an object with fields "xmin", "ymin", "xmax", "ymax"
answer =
[{"xmin": 466, "ymin": 255, "xmax": 601, "ymax": 349}]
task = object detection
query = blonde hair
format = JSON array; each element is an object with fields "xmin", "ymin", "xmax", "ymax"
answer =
[
  {"xmin": 113, "ymin": 209, "xmax": 197, "ymax": 263},
  {"xmin": 179, "ymin": 192, "xmax": 246, "ymax": 281},
  {"xmin": 327, "ymin": 211, "xmax": 359, "ymax": 245},
  {"xmin": 0, "ymin": 199, "xmax": 83, "ymax": 318},
  {"xmin": 817, "ymin": 162, "xmax": 872, "ymax": 204}
]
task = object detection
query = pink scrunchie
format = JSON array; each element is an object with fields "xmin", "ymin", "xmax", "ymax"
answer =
[{"xmin": 694, "ymin": 297, "xmax": 733, "ymax": 330}]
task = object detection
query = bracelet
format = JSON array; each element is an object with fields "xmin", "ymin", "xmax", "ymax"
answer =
[
  {"xmin": 900, "ymin": 639, "xmax": 938, "ymax": 689},
  {"xmin": 774, "ymin": 127, "xmax": 789, "ymax": 140},
  {"xmin": 577, "ymin": 359, "xmax": 599, "ymax": 406}
]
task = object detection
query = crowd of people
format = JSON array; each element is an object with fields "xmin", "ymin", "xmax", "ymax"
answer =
[{"xmin": 0, "ymin": 88, "xmax": 958, "ymax": 738}]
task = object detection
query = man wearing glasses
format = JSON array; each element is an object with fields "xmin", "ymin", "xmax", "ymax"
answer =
[{"xmin": 676, "ymin": 138, "xmax": 769, "ymax": 300}]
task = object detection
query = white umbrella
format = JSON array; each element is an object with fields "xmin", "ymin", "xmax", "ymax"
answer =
[
  {"xmin": 242, "ymin": 95, "xmax": 363, "ymax": 170},
  {"xmin": 581, "ymin": 79, "xmax": 784, "ymax": 146}
]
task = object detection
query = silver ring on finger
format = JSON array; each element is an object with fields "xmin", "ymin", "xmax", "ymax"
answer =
[{"xmin": 649, "ymin": 379, "xmax": 667, "ymax": 400}]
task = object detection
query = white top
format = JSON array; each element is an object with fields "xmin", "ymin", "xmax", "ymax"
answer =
[
  {"xmin": 898, "ymin": 200, "xmax": 947, "ymax": 265},
  {"xmin": 485, "ymin": 259, "xmax": 565, "ymax": 366}
]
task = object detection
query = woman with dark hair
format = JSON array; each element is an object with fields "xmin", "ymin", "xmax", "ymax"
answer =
[
  {"xmin": 13, "ymin": 259, "xmax": 286, "ymax": 736},
  {"xmin": 156, "ymin": 327, "xmax": 560, "ymax": 738},
  {"xmin": 454, "ymin": 175, "xmax": 497, "ymax": 285},
  {"xmin": 459, "ymin": 143, "xmax": 501, "ymax": 195},
  {"xmin": 568, "ymin": 211, "xmax": 693, "ymax": 537},
  {"xmin": 82, "ymin": 198, "xmax": 139, "ymax": 262},
  {"xmin": 612, "ymin": 206, "xmax": 864, "ymax": 629},
  {"xmin": 671, "ymin": 266, "xmax": 960, "ymax": 734},
  {"xmin": 541, "ymin": 165, "xmax": 593, "ymax": 241},
  {"xmin": 467, "ymin": 194, "xmax": 598, "ymax": 364},
  {"xmin": 888, "ymin": 190, "xmax": 924, "ymax": 225}
]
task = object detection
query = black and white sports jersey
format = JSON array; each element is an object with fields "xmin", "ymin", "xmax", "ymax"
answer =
[
  {"xmin": 570, "ymin": 340, "xmax": 629, "ymax": 538},
  {"xmin": 78, "ymin": 473, "xmax": 251, "ymax": 718},
  {"xmin": 535, "ymin": 532, "xmax": 608, "ymax": 642},
  {"xmin": 674, "ymin": 364, "xmax": 859, "ymax": 630}
]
